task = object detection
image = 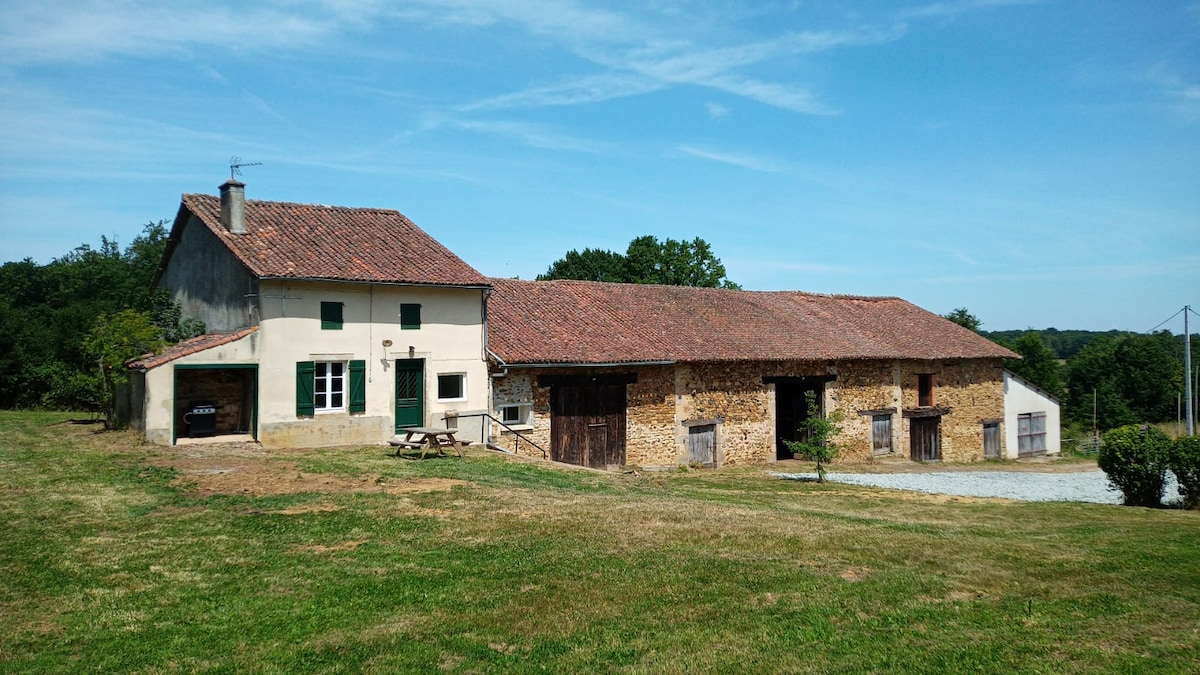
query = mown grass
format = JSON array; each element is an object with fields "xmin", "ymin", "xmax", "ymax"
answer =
[{"xmin": 1, "ymin": 410, "xmax": 1198, "ymax": 673}]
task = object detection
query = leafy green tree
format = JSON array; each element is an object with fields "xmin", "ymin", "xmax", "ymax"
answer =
[
  {"xmin": 943, "ymin": 308, "xmax": 982, "ymax": 333},
  {"xmin": 1066, "ymin": 333, "xmax": 1183, "ymax": 429},
  {"xmin": 1098, "ymin": 424, "xmax": 1172, "ymax": 507},
  {"xmin": 1004, "ymin": 331, "xmax": 1065, "ymax": 400},
  {"xmin": 536, "ymin": 247, "xmax": 627, "ymax": 282},
  {"xmin": 0, "ymin": 221, "xmax": 177, "ymax": 410},
  {"xmin": 538, "ymin": 235, "xmax": 740, "ymax": 289},
  {"xmin": 782, "ymin": 391, "xmax": 844, "ymax": 483},
  {"xmin": 83, "ymin": 310, "xmax": 165, "ymax": 428}
]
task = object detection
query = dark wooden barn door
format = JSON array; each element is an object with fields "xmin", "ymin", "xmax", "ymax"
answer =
[
  {"xmin": 910, "ymin": 417, "xmax": 941, "ymax": 461},
  {"xmin": 549, "ymin": 382, "xmax": 627, "ymax": 469}
]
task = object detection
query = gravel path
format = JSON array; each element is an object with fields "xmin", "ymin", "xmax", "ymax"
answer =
[{"xmin": 771, "ymin": 469, "xmax": 1182, "ymax": 505}]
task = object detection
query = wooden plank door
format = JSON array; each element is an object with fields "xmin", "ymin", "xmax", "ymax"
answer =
[
  {"xmin": 983, "ymin": 422, "xmax": 1001, "ymax": 459},
  {"xmin": 550, "ymin": 382, "xmax": 627, "ymax": 468},
  {"xmin": 871, "ymin": 415, "xmax": 892, "ymax": 455},
  {"xmin": 687, "ymin": 424, "xmax": 716, "ymax": 466},
  {"xmin": 910, "ymin": 417, "xmax": 941, "ymax": 461},
  {"xmin": 394, "ymin": 359, "xmax": 424, "ymax": 432}
]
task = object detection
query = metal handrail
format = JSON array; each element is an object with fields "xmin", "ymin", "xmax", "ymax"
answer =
[{"xmin": 450, "ymin": 411, "xmax": 548, "ymax": 459}]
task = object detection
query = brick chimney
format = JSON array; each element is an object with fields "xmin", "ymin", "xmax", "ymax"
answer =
[{"xmin": 219, "ymin": 179, "xmax": 247, "ymax": 234}]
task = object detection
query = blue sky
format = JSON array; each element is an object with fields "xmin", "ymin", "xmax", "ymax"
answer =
[{"xmin": 1, "ymin": 0, "xmax": 1197, "ymax": 332}]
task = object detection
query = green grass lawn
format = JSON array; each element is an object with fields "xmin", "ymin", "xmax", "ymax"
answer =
[{"xmin": 2, "ymin": 411, "xmax": 1198, "ymax": 673}]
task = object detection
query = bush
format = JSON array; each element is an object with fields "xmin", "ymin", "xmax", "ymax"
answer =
[
  {"xmin": 1169, "ymin": 436, "xmax": 1200, "ymax": 510},
  {"xmin": 782, "ymin": 391, "xmax": 844, "ymax": 483},
  {"xmin": 1098, "ymin": 424, "xmax": 1172, "ymax": 507}
]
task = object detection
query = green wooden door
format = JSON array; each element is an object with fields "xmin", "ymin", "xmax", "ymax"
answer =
[{"xmin": 394, "ymin": 359, "xmax": 424, "ymax": 432}]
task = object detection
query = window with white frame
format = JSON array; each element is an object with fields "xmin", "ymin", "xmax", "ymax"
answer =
[
  {"xmin": 315, "ymin": 362, "xmax": 346, "ymax": 412},
  {"xmin": 437, "ymin": 373, "xmax": 466, "ymax": 401},
  {"xmin": 1017, "ymin": 412, "xmax": 1047, "ymax": 456},
  {"xmin": 499, "ymin": 403, "xmax": 532, "ymax": 427}
]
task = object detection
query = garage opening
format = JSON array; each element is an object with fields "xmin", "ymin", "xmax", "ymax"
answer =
[{"xmin": 173, "ymin": 365, "xmax": 258, "ymax": 443}]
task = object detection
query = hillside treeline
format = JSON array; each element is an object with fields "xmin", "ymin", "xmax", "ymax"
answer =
[
  {"xmin": 987, "ymin": 328, "xmax": 1198, "ymax": 431},
  {"xmin": 0, "ymin": 223, "xmax": 201, "ymax": 411}
]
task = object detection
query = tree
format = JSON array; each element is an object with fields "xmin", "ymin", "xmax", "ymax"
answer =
[
  {"xmin": 782, "ymin": 391, "xmax": 844, "ymax": 483},
  {"xmin": 1004, "ymin": 332, "xmax": 1065, "ymax": 400},
  {"xmin": 83, "ymin": 310, "xmax": 165, "ymax": 428},
  {"xmin": 1066, "ymin": 333, "xmax": 1184, "ymax": 429},
  {"xmin": 0, "ymin": 221, "xmax": 177, "ymax": 410},
  {"xmin": 536, "ymin": 248, "xmax": 627, "ymax": 282},
  {"xmin": 538, "ymin": 235, "xmax": 740, "ymax": 289},
  {"xmin": 943, "ymin": 308, "xmax": 982, "ymax": 333}
]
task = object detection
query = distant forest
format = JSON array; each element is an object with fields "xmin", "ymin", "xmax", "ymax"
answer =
[{"xmin": 982, "ymin": 328, "xmax": 1136, "ymax": 360}]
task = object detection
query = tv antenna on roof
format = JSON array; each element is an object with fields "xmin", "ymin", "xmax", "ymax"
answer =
[{"xmin": 229, "ymin": 156, "xmax": 262, "ymax": 180}]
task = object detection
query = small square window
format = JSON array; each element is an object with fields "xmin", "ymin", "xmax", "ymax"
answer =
[
  {"xmin": 437, "ymin": 373, "xmax": 465, "ymax": 400},
  {"xmin": 401, "ymin": 303, "xmax": 421, "ymax": 330},
  {"xmin": 918, "ymin": 374, "xmax": 935, "ymax": 407},
  {"xmin": 321, "ymin": 302, "xmax": 343, "ymax": 330},
  {"xmin": 498, "ymin": 403, "xmax": 532, "ymax": 428}
]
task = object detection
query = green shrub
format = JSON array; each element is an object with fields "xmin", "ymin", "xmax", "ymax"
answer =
[
  {"xmin": 1169, "ymin": 436, "xmax": 1200, "ymax": 510},
  {"xmin": 1098, "ymin": 424, "xmax": 1172, "ymax": 507},
  {"xmin": 782, "ymin": 391, "xmax": 844, "ymax": 483}
]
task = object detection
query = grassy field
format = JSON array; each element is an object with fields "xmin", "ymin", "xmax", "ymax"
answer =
[{"xmin": 1, "ymin": 411, "xmax": 1198, "ymax": 673}]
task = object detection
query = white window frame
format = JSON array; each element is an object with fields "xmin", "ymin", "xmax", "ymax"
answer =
[
  {"xmin": 499, "ymin": 403, "xmax": 533, "ymax": 427},
  {"xmin": 436, "ymin": 372, "xmax": 467, "ymax": 402},
  {"xmin": 315, "ymin": 361, "xmax": 347, "ymax": 413}
]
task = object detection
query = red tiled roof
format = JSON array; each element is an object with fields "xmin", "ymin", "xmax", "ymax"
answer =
[
  {"xmin": 178, "ymin": 193, "xmax": 489, "ymax": 287},
  {"xmin": 128, "ymin": 327, "xmax": 258, "ymax": 370},
  {"xmin": 487, "ymin": 279, "xmax": 1017, "ymax": 364}
]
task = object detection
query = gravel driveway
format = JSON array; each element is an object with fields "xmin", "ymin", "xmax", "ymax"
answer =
[{"xmin": 771, "ymin": 469, "xmax": 1183, "ymax": 505}]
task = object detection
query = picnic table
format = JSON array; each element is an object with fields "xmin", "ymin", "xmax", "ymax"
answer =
[{"xmin": 390, "ymin": 426, "xmax": 462, "ymax": 459}]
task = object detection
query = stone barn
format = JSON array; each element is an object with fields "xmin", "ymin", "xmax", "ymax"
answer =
[{"xmin": 485, "ymin": 279, "xmax": 1017, "ymax": 469}]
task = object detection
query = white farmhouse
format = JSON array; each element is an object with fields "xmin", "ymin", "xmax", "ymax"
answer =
[{"xmin": 127, "ymin": 181, "xmax": 491, "ymax": 448}]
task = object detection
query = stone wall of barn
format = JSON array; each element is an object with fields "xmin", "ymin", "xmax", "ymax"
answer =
[{"xmin": 489, "ymin": 358, "xmax": 1006, "ymax": 468}]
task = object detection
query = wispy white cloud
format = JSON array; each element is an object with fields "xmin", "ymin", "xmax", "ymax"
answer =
[
  {"xmin": 450, "ymin": 119, "xmax": 611, "ymax": 154},
  {"xmin": 705, "ymin": 102, "xmax": 729, "ymax": 118},
  {"xmin": 0, "ymin": 1, "xmax": 332, "ymax": 64},
  {"xmin": 677, "ymin": 145, "xmax": 786, "ymax": 173},
  {"xmin": 460, "ymin": 73, "xmax": 663, "ymax": 111},
  {"xmin": 899, "ymin": 0, "xmax": 1043, "ymax": 21}
]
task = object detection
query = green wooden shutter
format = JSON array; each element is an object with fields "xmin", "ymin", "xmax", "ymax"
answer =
[
  {"xmin": 400, "ymin": 303, "xmax": 421, "ymax": 330},
  {"xmin": 296, "ymin": 361, "xmax": 315, "ymax": 416},
  {"xmin": 349, "ymin": 360, "xmax": 366, "ymax": 414},
  {"xmin": 321, "ymin": 302, "xmax": 344, "ymax": 330}
]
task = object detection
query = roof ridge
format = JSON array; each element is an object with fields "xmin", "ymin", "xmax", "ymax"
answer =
[
  {"xmin": 183, "ymin": 193, "xmax": 404, "ymax": 215},
  {"xmin": 488, "ymin": 277, "xmax": 902, "ymax": 302}
]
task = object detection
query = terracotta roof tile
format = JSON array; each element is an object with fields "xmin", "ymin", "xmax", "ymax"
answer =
[
  {"xmin": 487, "ymin": 279, "xmax": 1017, "ymax": 364},
  {"xmin": 128, "ymin": 327, "xmax": 258, "ymax": 370},
  {"xmin": 180, "ymin": 193, "xmax": 489, "ymax": 287}
]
